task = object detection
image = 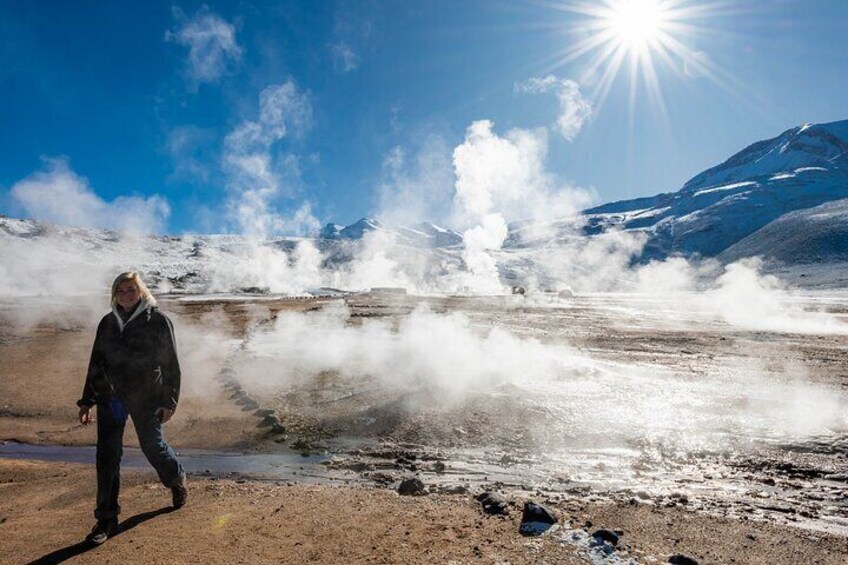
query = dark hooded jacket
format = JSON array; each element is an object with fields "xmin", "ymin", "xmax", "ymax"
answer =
[{"xmin": 77, "ymin": 302, "xmax": 181, "ymax": 410}]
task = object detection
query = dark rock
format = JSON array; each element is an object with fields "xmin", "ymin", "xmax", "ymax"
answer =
[
  {"xmin": 476, "ymin": 491, "xmax": 509, "ymax": 515},
  {"xmin": 519, "ymin": 501, "xmax": 557, "ymax": 536},
  {"xmin": 433, "ymin": 461, "xmax": 446, "ymax": 473},
  {"xmin": 397, "ymin": 477, "xmax": 426, "ymax": 496},
  {"xmin": 254, "ymin": 409, "xmax": 275, "ymax": 417},
  {"xmin": 366, "ymin": 472, "xmax": 395, "ymax": 485},
  {"xmin": 669, "ymin": 555, "xmax": 699, "ymax": 565},
  {"xmin": 239, "ymin": 286, "xmax": 269, "ymax": 294},
  {"xmin": 592, "ymin": 529, "xmax": 619, "ymax": 547},
  {"xmin": 241, "ymin": 400, "xmax": 259, "ymax": 411},
  {"xmin": 258, "ymin": 415, "xmax": 283, "ymax": 429}
]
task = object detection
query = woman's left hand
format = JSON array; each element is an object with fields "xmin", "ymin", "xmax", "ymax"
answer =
[{"xmin": 155, "ymin": 407, "xmax": 175, "ymax": 423}]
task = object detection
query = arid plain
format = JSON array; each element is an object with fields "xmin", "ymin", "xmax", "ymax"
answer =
[{"xmin": 1, "ymin": 292, "xmax": 846, "ymax": 564}]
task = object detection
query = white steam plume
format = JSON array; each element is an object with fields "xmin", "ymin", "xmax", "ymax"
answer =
[
  {"xmin": 223, "ymin": 81, "xmax": 317, "ymax": 238},
  {"xmin": 236, "ymin": 303, "xmax": 848, "ymax": 448},
  {"xmin": 451, "ymin": 120, "xmax": 595, "ymax": 293},
  {"xmin": 377, "ymin": 135, "xmax": 455, "ymax": 228},
  {"xmin": 204, "ymin": 81, "xmax": 324, "ymax": 293},
  {"xmin": 516, "ymin": 75, "xmax": 592, "ymax": 141},
  {"xmin": 166, "ymin": 6, "xmax": 243, "ymax": 87},
  {"xmin": 10, "ymin": 158, "xmax": 170, "ymax": 234}
]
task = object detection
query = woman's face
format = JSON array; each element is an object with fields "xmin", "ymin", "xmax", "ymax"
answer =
[{"xmin": 115, "ymin": 280, "xmax": 141, "ymax": 310}]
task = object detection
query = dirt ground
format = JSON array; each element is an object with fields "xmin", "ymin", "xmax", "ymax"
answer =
[
  {"xmin": 1, "ymin": 293, "xmax": 847, "ymax": 563},
  {"xmin": 1, "ymin": 458, "xmax": 846, "ymax": 565}
]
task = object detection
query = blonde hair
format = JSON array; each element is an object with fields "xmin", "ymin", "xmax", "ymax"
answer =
[{"xmin": 110, "ymin": 271, "xmax": 157, "ymax": 307}]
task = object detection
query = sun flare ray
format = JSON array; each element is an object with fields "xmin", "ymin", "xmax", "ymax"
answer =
[{"xmin": 552, "ymin": 0, "xmax": 733, "ymax": 118}]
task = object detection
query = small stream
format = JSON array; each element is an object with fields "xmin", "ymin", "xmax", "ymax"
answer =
[{"xmin": 0, "ymin": 441, "xmax": 343, "ymax": 484}]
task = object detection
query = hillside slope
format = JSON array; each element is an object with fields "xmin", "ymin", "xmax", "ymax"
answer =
[{"xmin": 578, "ymin": 120, "xmax": 848, "ymax": 259}]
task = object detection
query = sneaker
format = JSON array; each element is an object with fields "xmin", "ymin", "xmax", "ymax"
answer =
[
  {"xmin": 171, "ymin": 476, "xmax": 188, "ymax": 509},
  {"xmin": 86, "ymin": 519, "xmax": 118, "ymax": 545}
]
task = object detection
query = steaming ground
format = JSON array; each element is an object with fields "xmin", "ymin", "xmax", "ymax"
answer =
[
  {"xmin": 217, "ymin": 291, "xmax": 848, "ymax": 534},
  {"xmin": 1, "ymin": 290, "xmax": 847, "ymax": 540}
]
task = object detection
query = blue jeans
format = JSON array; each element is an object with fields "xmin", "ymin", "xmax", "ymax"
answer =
[{"xmin": 95, "ymin": 398, "xmax": 184, "ymax": 520}]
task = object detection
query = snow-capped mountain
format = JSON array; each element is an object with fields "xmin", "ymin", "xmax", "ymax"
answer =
[
  {"xmin": 3, "ymin": 120, "xmax": 848, "ymax": 295},
  {"xmin": 319, "ymin": 218, "xmax": 462, "ymax": 248},
  {"xmin": 576, "ymin": 120, "xmax": 848, "ymax": 260},
  {"xmin": 719, "ymin": 198, "xmax": 848, "ymax": 265}
]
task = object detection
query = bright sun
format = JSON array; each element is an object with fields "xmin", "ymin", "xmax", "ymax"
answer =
[
  {"xmin": 604, "ymin": 0, "xmax": 668, "ymax": 52},
  {"xmin": 553, "ymin": 0, "xmax": 719, "ymax": 117}
]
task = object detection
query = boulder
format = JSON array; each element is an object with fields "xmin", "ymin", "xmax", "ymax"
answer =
[
  {"xmin": 591, "ymin": 529, "xmax": 619, "ymax": 547},
  {"xmin": 519, "ymin": 501, "xmax": 557, "ymax": 536},
  {"xmin": 669, "ymin": 555, "xmax": 699, "ymax": 565},
  {"xmin": 476, "ymin": 491, "xmax": 509, "ymax": 515},
  {"xmin": 397, "ymin": 477, "xmax": 426, "ymax": 496}
]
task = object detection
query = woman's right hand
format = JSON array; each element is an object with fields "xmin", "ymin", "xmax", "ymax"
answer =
[{"xmin": 78, "ymin": 405, "xmax": 93, "ymax": 425}]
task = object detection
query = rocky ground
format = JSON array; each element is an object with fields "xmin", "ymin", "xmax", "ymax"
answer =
[
  {"xmin": 1, "ymin": 292, "xmax": 847, "ymax": 563},
  {"xmin": 2, "ymin": 458, "xmax": 847, "ymax": 565}
]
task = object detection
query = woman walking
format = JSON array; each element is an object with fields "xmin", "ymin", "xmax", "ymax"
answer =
[{"xmin": 77, "ymin": 271, "xmax": 187, "ymax": 545}]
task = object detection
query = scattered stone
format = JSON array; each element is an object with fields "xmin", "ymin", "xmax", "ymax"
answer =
[
  {"xmin": 239, "ymin": 286, "xmax": 269, "ymax": 294},
  {"xmin": 476, "ymin": 491, "xmax": 509, "ymax": 515},
  {"xmin": 258, "ymin": 415, "xmax": 285, "ymax": 435},
  {"xmin": 433, "ymin": 461, "xmax": 446, "ymax": 474},
  {"xmin": 291, "ymin": 438, "xmax": 311, "ymax": 451},
  {"xmin": 670, "ymin": 492, "xmax": 689, "ymax": 504},
  {"xmin": 239, "ymin": 398, "xmax": 260, "ymax": 410},
  {"xmin": 366, "ymin": 472, "xmax": 395, "ymax": 485},
  {"xmin": 438, "ymin": 485, "xmax": 468, "ymax": 495},
  {"xmin": 558, "ymin": 288, "xmax": 575, "ymax": 299},
  {"xmin": 519, "ymin": 501, "xmax": 557, "ymax": 536},
  {"xmin": 397, "ymin": 477, "xmax": 426, "ymax": 496},
  {"xmin": 591, "ymin": 529, "xmax": 619, "ymax": 547},
  {"xmin": 669, "ymin": 554, "xmax": 698, "ymax": 565}
]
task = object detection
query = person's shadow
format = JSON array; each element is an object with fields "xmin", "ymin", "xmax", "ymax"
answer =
[{"xmin": 27, "ymin": 507, "xmax": 174, "ymax": 565}]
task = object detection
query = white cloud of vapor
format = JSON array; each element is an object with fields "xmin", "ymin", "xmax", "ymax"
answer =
[
  {"xmin": 165, "ymin": 125, "xmax": 216, "ymax": 183},
  {"xmin": 516, "ymin": 75, "xmax": 592, "ymax": 141},
  {"xmin": 331, "ymin": 42, "xmax": 360, "ymax": 73},
  {"xmin": 9, "ymin": 158, "xmax": 170, "ymax": 234},
  {"xmin": 223, "ymin": 81, "xmax": 318, "ymax": 238},
  {"xmin": 245, "ymin": 302, "xmax": 576, "ymax": 397},
  {"xmin": 377, "ymin": 134, "xmax": 455, "ymax": 227},
  {"xmin": 451, "ymin": 120, "xmax": 595, "ymax": 292},
  {"xmin": 235, "ymin": 302, "xmax": 847, "ymax": 450},
  {"xmin": 166, "ymin": 6, "xmax": 243, "ymax": 87},
  {"xmin": 452, "ymin": 120, "xmax": 593, "ymax": 226}
]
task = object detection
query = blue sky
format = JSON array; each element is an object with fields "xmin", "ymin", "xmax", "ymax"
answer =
[{"xmin": 1, "ymin": 0, "xmax": 847, "ymax": 235}]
